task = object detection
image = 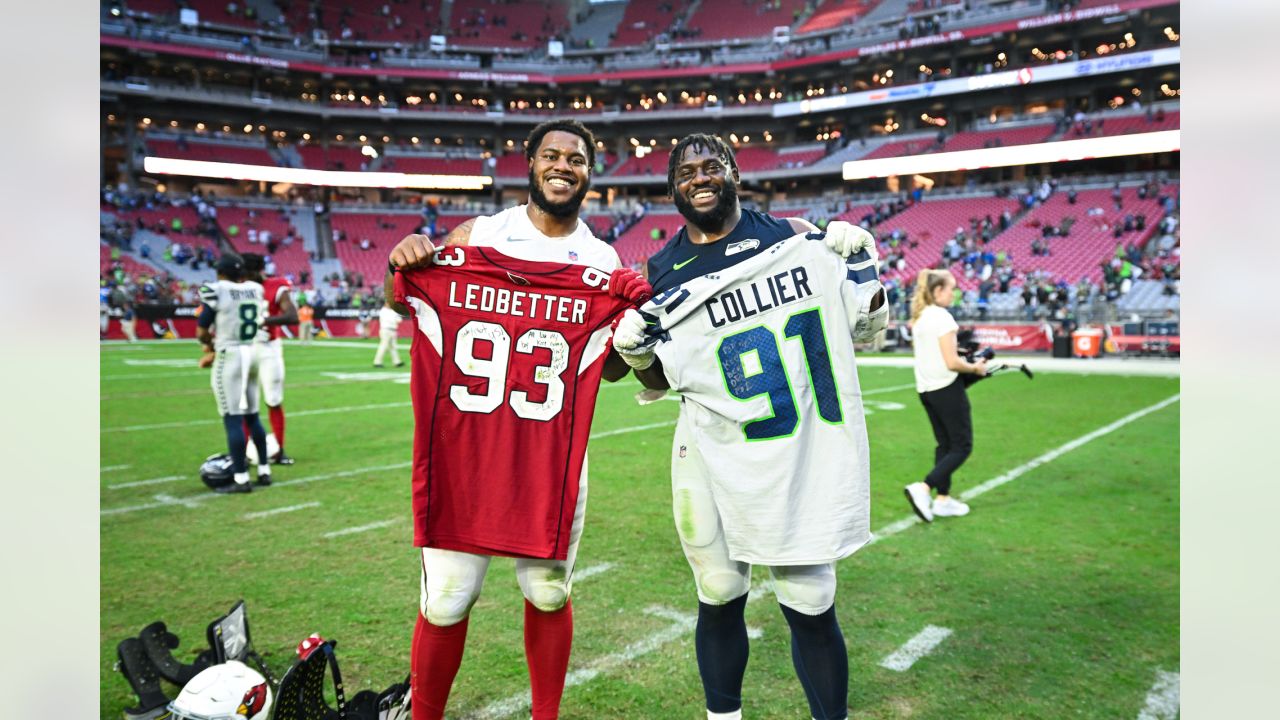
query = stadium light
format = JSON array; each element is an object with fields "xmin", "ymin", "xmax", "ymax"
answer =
[
  {"xmin": 143, "ymin": 156, "xmax": 494, "ymax": 190},
  {"xmin": 842, "ymin": 130, "xmax": 1180, "ymax": 181}
]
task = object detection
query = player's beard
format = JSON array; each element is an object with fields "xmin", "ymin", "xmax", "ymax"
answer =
[
  {"xmin": 674, "ymin": 182, "xmax": 738, "ymax": 234},
  {"xmin": 529, "ymin": 167, "xmax": 589, "ymax": 218}
]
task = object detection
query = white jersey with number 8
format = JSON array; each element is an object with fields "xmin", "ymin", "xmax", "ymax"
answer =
[{"xmin": 199, "ymin": 280, "xmax": 267, "ymax": 351}]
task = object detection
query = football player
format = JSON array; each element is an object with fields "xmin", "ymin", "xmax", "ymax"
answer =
[
  {"xmin": 241, "ymin": 253, "xmax": 298, "ymax": 465},
  {"xmin": 372, "ymin": 301, "xmax": 404, "ymax": 368},
  {"xmin": 612, "ymin": 134, "xmax": 885, "ymax": 720},
  {"xmin": 196, "ymin": 254, "xmax": 272, "ymax": 493},
  {"xmin": 385, "ymin": 119, "xmax": 648, "ymax": 720}
]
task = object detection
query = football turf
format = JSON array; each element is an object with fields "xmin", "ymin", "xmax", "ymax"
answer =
[{"xmin": 100, "ymin": 340, "xmax": 1179, "ymax": 719}]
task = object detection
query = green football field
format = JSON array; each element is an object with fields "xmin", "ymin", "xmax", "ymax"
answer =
[{"xmin": 100, "ymin": 340, "xmax": 1179, "ymax": 719}]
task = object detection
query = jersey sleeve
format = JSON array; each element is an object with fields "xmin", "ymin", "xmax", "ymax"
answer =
[
  {"xmin": 392, "ymin": 271, "xmax": 414, "ymax": 315},
  {"xmin": 198, "ymin": 283, "xmax": 218, "ymax": 310},
  {"xmin": 197, "ymin": 302, "xmax": 216, "ymax": 328},
  {"xmin": 837, "ymin": 249, "xmax": 888, "ymax": 342},
  {"xmin": 273, "ymin": 280, "xmax": 292, "ymax": 305}
]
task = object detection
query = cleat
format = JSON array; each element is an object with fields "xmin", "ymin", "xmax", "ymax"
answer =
[
  {"xmin": 395, "ymin": 361, "xmax": 404, "ymax": 367},
  {"xmin": 214, "ymin": 482, "xmax": 252, "ymax": 494},
  {"xmin": 932, "ymin": 497, "xmax": 970, "ymax": 518},
  {"xmin": 373, "ymin": 363, "xmax": 384, "ymax": 368},
  {"xmin": 254, "ymin": 475, "xmax": 272, "ymax": 487},
  {"xmin": 904, "ymin": 482, "xmax": 933, "ymax": 523},
  {"xmin": 271, "ymin": 452, "xmax": 295, "ymax": 466}
]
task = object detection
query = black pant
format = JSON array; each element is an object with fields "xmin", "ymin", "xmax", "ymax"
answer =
[{"xmin": 919, "ymin": 377, "xmax": 973, "ymax": 496}]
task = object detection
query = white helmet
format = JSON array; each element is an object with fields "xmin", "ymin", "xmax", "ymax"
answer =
[
  {"xmin": 167, "ymin": 660, "xmax": 272, "ymax": 720},
  {"xmin": 244, "ymin": 432, "xmax": 280, "ymax": 465}
]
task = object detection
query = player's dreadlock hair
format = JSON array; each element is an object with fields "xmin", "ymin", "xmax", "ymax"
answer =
[
  {"xmin": 525, "ymin": 119, "xmax": 597, "ymax": 168},
  {"xmin": 667, "ymin": 133, "xmax": 739, "ymax": 196}
]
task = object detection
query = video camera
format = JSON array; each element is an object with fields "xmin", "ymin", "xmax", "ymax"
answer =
[{"xmin": 956, "ymin": 329, "xmax": 1032, "ymax": 386}]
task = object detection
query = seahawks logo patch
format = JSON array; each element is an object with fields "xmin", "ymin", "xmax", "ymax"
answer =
[{"xmin": 725, "ymin": 239, "xmax": 760, "ymax": 256}]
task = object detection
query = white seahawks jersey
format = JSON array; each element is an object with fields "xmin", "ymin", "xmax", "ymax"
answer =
[
  {"xmin": 199, "ymin": 280, "xmax": 266, "ymax": 351},
  {"xmin": 468, "ymin": 204, "xmax": 621, "ymax": 271},
  {"xmin": 642, "ymin": 234, "xmax": 881, "ymax": 564}
]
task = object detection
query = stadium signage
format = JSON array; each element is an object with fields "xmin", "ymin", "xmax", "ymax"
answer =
[{"xmin": 775, "ymin": 47, "xmax": 1179, "ymax": 117}]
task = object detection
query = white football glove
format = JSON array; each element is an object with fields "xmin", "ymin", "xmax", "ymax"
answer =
[
  {"xmin": 824, "ymin": 221, "xmax": 879, "ymax": 265},
  {"xmin": 611, "ymin": 308, "xmax": 656, "ymax": 370}
]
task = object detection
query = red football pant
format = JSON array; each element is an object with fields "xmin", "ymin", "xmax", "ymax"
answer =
[
  {"xmin": 411, "ymin": 613, "xmax": 469, "ymax": 720},
  {"xmin": 525, "ymin": 598, "xmax": 574, "ymax": 720}
]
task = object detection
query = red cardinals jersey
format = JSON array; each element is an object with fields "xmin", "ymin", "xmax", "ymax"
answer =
[
  {"xmin": 393, "ymin": 246, "xmax": 630, "ymax": 559},
  {"xmin": 263, "ymin": 276, "xmax": 293, "ymax": 340}
]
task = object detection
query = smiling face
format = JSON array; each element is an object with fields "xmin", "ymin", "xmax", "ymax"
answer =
[
  {"xmin": 527, "ymin": 130, "xmax": 591, "ymax": 218},
  {"xmin": 671, "ymin": 142, "xmax": 739, "ymax": 234}
]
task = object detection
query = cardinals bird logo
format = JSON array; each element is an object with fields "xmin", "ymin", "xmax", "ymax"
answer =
[{"xmin": 238, "ymin": 682, "xmax": 268, "ymax": 717}]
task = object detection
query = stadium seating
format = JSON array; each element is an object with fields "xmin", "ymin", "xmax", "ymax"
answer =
[
  {"xmin": 796, "ymin": 0, "xmax": 884, "ymax": 33},
  {"xmin": 217, "ymin": 207, "xmax": 311, "ymax": 282},
  {"xmin": 860, "ymin": 136, "xmax": 943, "ymax": 160},
  {"xmin": 610, "ymin": 213, "xmax": 687, "ymax": 268},
  {"xmin": 610, "ymin": 0, "xmax": 694, "ymax": 47},
  {"xmin": 448, "ymin": 0, "xmax": 570, "ymax": 49},
  {"xmin": 942, "ymin": 123, "xmax": 1057, "ymax": 152},
  {"xmin": 684, "ymin": 0, "xmax": 808, "ymax": 42},
  {"xmin": 296, "ymin": 144, "xmax": 370, "ymax": 171},
  {"xmin": 1068, "ymin": 110, "xmax": 1180, "ymax": 139},
  {"xmin": 147, "ymin": 138, "xmax": 278, "ymax": 166},
  {"xmin": 495, "ymin": 152, "xmax": 529, "ymax": 178},
  {"xmin": 101, "ymin": 242, "xmax": 158, "ymax": 277},
  {"xmin": 871, "ymin": 195, "xmax": 1022, "ymax": 284},
  {"xmin": 732, "ymin": 145, "xmax": 826, "ymax": 172},
  {"xmin": 381, "ymin": 156, "xmax": 484, "ymax": 175},
  {"xmin": 981, "ymin": 187, "xmax": 1165, "ymax": 285},
  {"xmin": 612, "ymin": 151, "xmax": 670, "ymax": 177},
  {"xmin": 329, "ymin": 211, "xmax": 468, "ymax": 283},
  {"xmin": 281, "ymin": 0, "xmax": 443, "ymax": 43},
  {"xmin": 125, "ymin": 0, "xmax": 260, "ymax": 28}
]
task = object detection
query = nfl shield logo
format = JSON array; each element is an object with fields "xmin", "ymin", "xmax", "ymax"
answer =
[
  {"xmin": 568, "ymin": 250, "xmax": 578, "ymax": 261},
  {"xmin": 679, "ymin": 445, "xmax": 687, "ymax": 458}
]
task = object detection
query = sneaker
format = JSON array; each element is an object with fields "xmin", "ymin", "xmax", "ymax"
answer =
[
  {"xmin": 215, "ymin": 481, "xmax": 252, "ymax": 494},
  {"xmin": 904, "ymin": 482, "xmax": 933, "ymax": 523},
  {"xmin": 254, "ymin": 474, "xmax": 272, "ymax": 487},
  {"xmin": 932, "ymin": 497, "xmax": 971, "ymax": 517},
  {"xmin": 271, "ymin": 452, "xmax": 295, "ymax": 466},
  {"xmin": 395, "ymin": 361, "xmax": 404, "ymax": 367}
]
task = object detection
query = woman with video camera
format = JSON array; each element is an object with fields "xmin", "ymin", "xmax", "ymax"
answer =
[{"xmin": 904, "ymin": 269, "xmax": 987, "ymax": 523}]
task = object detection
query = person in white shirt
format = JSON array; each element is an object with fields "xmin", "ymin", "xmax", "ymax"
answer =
[
  {"xmin": 373, "ymin": 303, "xmax": 404, "ymax": 367},
  {"xmin": 904, "ymin": 269, "xmax": 987, "ymax": 522}
]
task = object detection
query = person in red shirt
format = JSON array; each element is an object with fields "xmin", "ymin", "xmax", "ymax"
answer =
[{"xmin": 386, "ymin": 119, "xmax": 650, "ymax": 720}]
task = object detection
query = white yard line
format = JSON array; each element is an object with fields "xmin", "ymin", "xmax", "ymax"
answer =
[
  {"xmin": 244, "ymin": 501, "xmax": 322, "ymax": 520},
  {"xmin": 869, "ymin": 394, "xmax": 1181, "ymax": 544},
  {"xmin": 323, "ymin": 518, "xmax": 399, "ymax": 538},
  {"xmin": 102, "ymin": 401, "xmax": 412, "ymax": 433},
  {"xmin": 101, "ymin": 464, "xmax": 131, "ymax": 473},
  {"xmin": 1135, "ymin": 670, "xmax": 1179, "ymax": 720},
  {"xmin": 590, "ymin": 421, "xmax": 677, "ymax": 439},
  {"xmin": 878, "ymin": 625, "xmax": 954, "ymax": 672},
  {"xmin": 573, "ymin": 562, "xmax": 616, "ymax": 582},
  {"xmin": 862, "ymin": 382, "xmax": 917, "ymax": 396},
  {"xmin": 107, "ymin": 475, "xmax": 185, "ymax": 490},
  {"xmin": 101, "ymin": 462, "xmax": 412, "ymax": 516}
]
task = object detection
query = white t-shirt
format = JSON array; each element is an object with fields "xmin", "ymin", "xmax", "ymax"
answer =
[
  {"xmin": 911, "ymin": 304, "xmax": 959, "ymax": 393},
  {"xmin": 468, "ymin": 204, "xmax": 620, "ymax": 271}
]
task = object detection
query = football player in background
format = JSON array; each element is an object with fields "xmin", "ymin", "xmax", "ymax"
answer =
[
  {"xmin": 242, "ymin": 253, "xmax": 298, "ymax": 465},
  {"xmin": 372, "ymin": 301, "xmax": 404, "ymax": 368},
  {"xmin": 385, "ymin": 118, "xmax": 649, "ymax": 720},
  {"xmin": 612, "ymin": 133, "xmax": 885, "ymax": 720},
  {"xmin": 196, "ymin": 254, "xmax": 273, "ymax": 493}
]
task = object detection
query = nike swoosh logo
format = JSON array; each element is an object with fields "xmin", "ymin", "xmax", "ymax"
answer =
[{"xmin": 673, "ymin": 256, "xmax": 697, "ymax": 270}]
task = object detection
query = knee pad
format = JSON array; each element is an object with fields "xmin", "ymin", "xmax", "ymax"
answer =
[
  {"xmin": 772, "ymin": 567, "xmax": 837, "ymax": 616},
  {"xmin": 420, "ymin": 580, "xmax": 479, "ymax": 627},
  {"xmin": 520, "ymin": 571, "xmax": 570, "ymax": 612},
  {"xmin": 696, "ymin": 568, "xmax": 750, "ymax": 606}
]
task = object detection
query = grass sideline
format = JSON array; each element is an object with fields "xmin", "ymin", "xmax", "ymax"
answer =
[{"xmin": 101, "ymin": 340, "xmax": 1178, "ymax": 718}]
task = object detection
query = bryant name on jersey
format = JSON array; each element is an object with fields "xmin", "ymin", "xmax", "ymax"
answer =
[
  {"xmin": 447, "ymin": 281, "xmax": 589, "ymax": 325},
  {"xmin": 705, "ymin": 266, "xmax": 813, "ymax": 328}
]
